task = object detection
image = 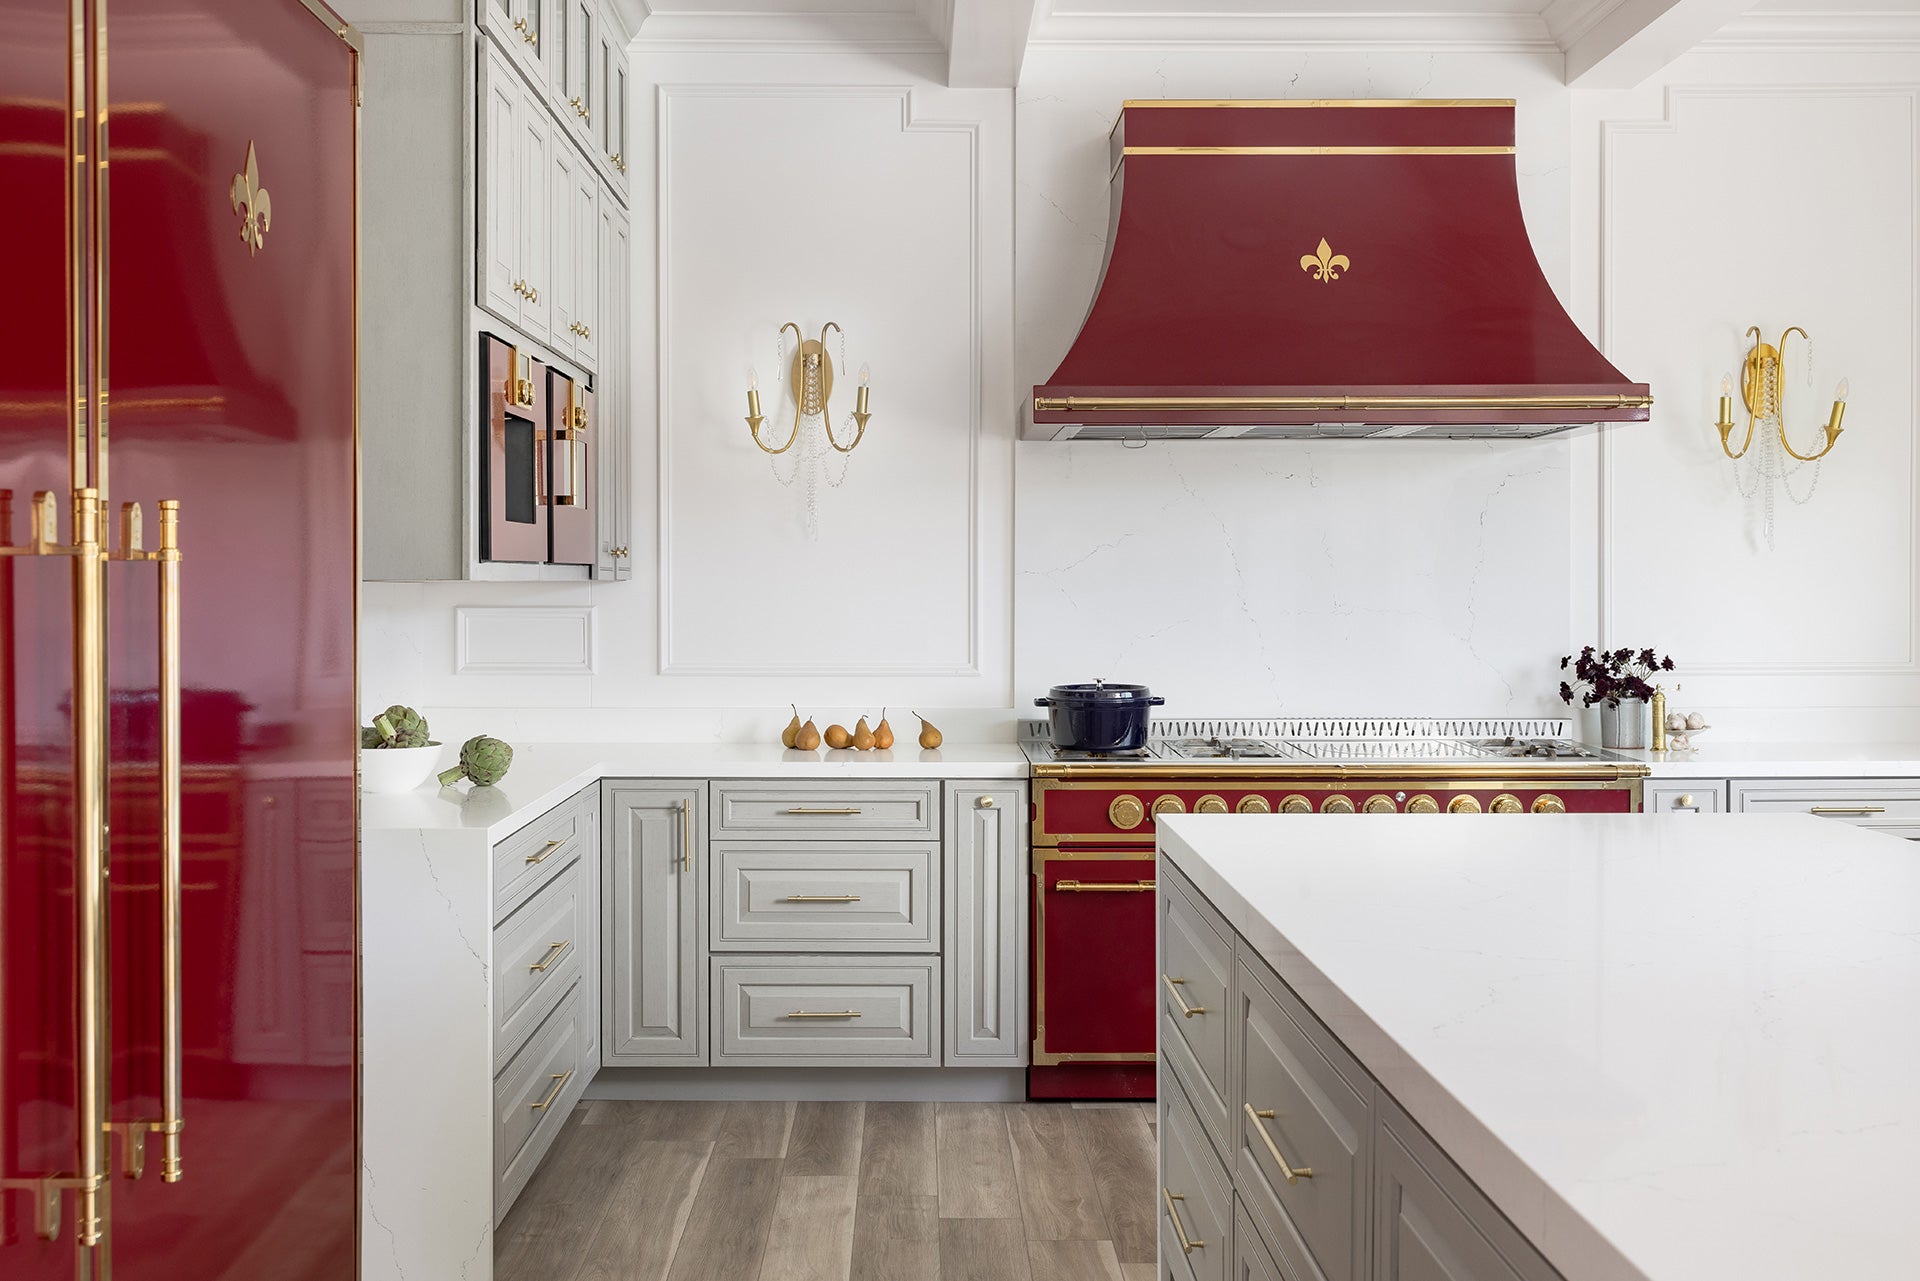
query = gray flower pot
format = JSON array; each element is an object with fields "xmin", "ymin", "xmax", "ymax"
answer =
[{"xmin": 1598, "ymin": 698, "xmax": 1649, "ymax": 750}]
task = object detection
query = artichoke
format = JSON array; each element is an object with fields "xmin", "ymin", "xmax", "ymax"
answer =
[
  {"xmin": 372, "ymin": 704, "xmax": 430, "ymax": 749},
  {"xmin": 439, "ymin": 734, "xmax": 513, "ymax": 788},
  {"xmin": 359, "ymin": 725, "xmax": 386, "ymax": 749}
]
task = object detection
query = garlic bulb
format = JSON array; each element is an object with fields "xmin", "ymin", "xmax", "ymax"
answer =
[
  {"xmin": 1666, "ymin": 712, "xmax": 1687, "ymax": 731},
  {"xmin": 1685, "ymin": 713, "xmax": 1706, "ymax": 730}
]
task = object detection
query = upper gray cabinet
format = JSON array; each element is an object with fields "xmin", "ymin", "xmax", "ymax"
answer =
[
  {"xmin": 602, "ymin": 782, "xmax": 706, "ymax": 1065},
  {"xmin": 480, "ymin": 0, "xmax": 556, "ymax": 92},
  {"xmin": 591, "ymin": 17, "xmax": 630, "ymax": 201}
]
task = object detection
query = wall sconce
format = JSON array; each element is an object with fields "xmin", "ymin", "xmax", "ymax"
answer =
[
  {"xmin": 1711, "ymin": 325, "xmax": 1849, "ymax": 548},
  {"xmin": 744, "ymin": 321, "xmax": 872, "ymax": 455}
]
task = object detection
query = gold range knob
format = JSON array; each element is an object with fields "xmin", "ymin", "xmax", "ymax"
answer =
[
  {"xmin": 1532, "ymin": 794, "xmax": 1567, "ymax": 814},
  {"xmin": 1447, "ymin": 795, "xmax": 1483, "ymax": 814},
  {"xmin": 1195, "ymin": 794, "xmax": 1229, "ymax": 815},
  {"xmin": 1237, "ymin": 796, "xmax": 1271, "ymax": 814},
  {"xmin": 1321, "ymin": 796, "xmax": 1355, "ymax": 814},
  {"xmin": 1109, "ymin": 794, "xmax": 1145, "ymax": 831},
  {"xmin": 1152, "ymin": 796, "xmax": 1187, "ymax": 817},
  {"xmin": 1279, "ymin": 795, "xmax": 1312, "ymax": 814},
  {"xmin": 1406, "ymin": 795, "xmax": 1439, "ymax": 814},
  {"xmin": 1490, "ymin": 794, "xmax": 1524, "ymax": 814},
  {"xmin": 1363, "ymin": 795, "xmax": 1398, "ymax": 814}
]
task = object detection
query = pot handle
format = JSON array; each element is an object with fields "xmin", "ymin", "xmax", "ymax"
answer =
[
  {"xmin": 1149, "ymin": 697, "xmax": 1166, "ymax": 705},
  {"xmin": 1034, "ymin": 697, "xmax": 1053, "ymax": 707}
]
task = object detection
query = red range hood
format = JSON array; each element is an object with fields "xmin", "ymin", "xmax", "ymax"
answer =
[{"xmin": 1028, "ymin": 99, "xmax": 1651, "ymax": 441}]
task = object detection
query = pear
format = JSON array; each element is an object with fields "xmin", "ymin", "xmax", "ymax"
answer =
[
  {"xmin": 781, "ymin": 704, "xmax": 802, "ymax": 749},
  {"xmin": 852, "ymin": 717, "xmax": 875, "ymax": 751},
  {"xmin": 873, "ymin": 709, "xmax": 895, "ymax": 750},
  {"xmin": 824, "ymin": 723, "xmax": 852, "ymax": 750},
  {"xmin": 915, "ymin": 712, "xmax": 942, "ymax": 750},
  {"xmin": 796, "ymin": 719, "xmax": 821, "ymax": 751}
]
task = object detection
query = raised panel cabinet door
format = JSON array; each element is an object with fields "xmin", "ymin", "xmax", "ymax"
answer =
[
  {"xmin": 478, "ymin": 39, "xmax": 522, "ymax": 321},
  {"xmin": 944, "ymin": 784, "xmax": 1028, "ymax": 1063},
  {"xmin": 516, "ymin": 96, "xmax": 553, "ymax": 342},
  {"xmin": 547, "ymin": 138, "xmax": 577, "ymax": 356},
  {"xmin": 595, "ymin": 200, "xmax": 631, "ymax": 579},
  {"xmin": 602, "ymin": 782, "xmax": 706, "ymax": 1064},
  {"xmin": 573, "ymin": 159, "xmax": 600, "ymax": 367},
  {"xmin": 604, "ymin": 40, "xmax": 630, "ymax": 199}
]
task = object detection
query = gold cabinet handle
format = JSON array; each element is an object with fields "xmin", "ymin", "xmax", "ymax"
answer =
[
  {"xmin": 780, "ymin": 894, "xmax": 861, "ymax": 903},
  {"xmin": 529, "ymin": 1070, "xmax": 572, "ymax": 1111},
  {"xmin": 978, "ymin": 795, "xmax": 995, "ymax": 809},
  {"xmin": 528, "ymin": 284, "xmax": 538, "ymax": 303},
  {"xmin": 1244, "ymin": 1103, "xmax": 1314, "ymax": 1184},
  {"xmin": 1161, "ymin": 1189, "xmax": 1205, "ymax": 1254},
  {"xmin": 1675, "ymin": 794, "xmax": 1697, "ymax": 810},
  {"xmin": 1811, "ymin": 805, "xmax": 1887, "ymax": 816},
  {"xmin": 526, "ymin": 836, "xmax": 571, "ymax": 865},
  {"xmin": 1161, "ymin": 974, "xmax": 1206, "ymax": 1019},
  {"xmin": 1055, "ymin": 878, "xmax": 1156, "ymax": 893},
  {"xmin": 784, "ymin": 1010, "xmax": 862, "ymax": 1019},
  {"xmin": 528, "ymin": 940, "xmax": 571, "ymax": 973},
  {"xmin": 678, "ymin": 794, "xmax": 697, "ymax": 872},
  {"xmin": 784, "ymin": 806, "xmax": 863, "ymax": 815}
]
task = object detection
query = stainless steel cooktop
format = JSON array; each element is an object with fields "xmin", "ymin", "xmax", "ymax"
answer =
[{"xmin": 1019, "ymin": 719, "xmax": 1631, "ymax": 768}]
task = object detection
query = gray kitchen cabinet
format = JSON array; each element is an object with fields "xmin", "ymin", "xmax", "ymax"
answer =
[
  {"xmin": 712, "ymin": 842, "xmax": 940, "ymax": 952},
  {"xmin": 1160, "ymin": 1066, "xmax": 1232, "ymax": 1281},
  {"xmin": 1732, "ymin": 777, "xmax": 1920, "ymax": 839},
  {"xmin": 711, "ymin": 955, "xmax": 939, "ymax": 1065},
  {"xmin": 479, "ymin": 0, "xmax": 555, "ymax": 93},
  {"xmin": 602, "ymin": 781, "xmax": 707, "ymax": 1064},
  {"xmin": 595, "ymin": 197, "xmax": 631, "ymax": 578},
  {"xmin": 943, "ymin": 784, "xmax": 1029, "ymax": 1064},
  {"xmin": 1642, "ymin": 779, "xmax": 1725, "ymax": 814},
  {"xmin": 1373, "ymin": 1094, "xmax": 1558, "ymax": 1281},
  {"xmin": 1233, "ymin": 1205, "xmax": 1290, "ymax": 1281}
]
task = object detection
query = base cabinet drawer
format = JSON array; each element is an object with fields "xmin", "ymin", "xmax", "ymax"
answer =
[
  {"xmin": 1374, "ymin": 1095, "xmax": 1559, "ymax": 1281},
  {"xmin": 712, "ymin": 843, "xmax": 938, "ymax": 951},
  {"xmin": 1161, "ymin": 1068, "xmax": 1232, "ymax": 1281},
  {"xmin": 495, "ymin": 984, "xmax": 585, "ymax": 1223},
  {"xmin": 1236, "ymin": 956, "xmax": 1369, "ymax": 1281},
  {"xmin": 494, "ymin": 858, "xmax": 588, "ymax": 1070},
  {"xmin": 1233, "ymin": 1204, "xmax": 1290, "ymax": 1281},
  {"xmin": 1641, "ymin": 780, "xmax": 1724, "ymax": 814},
  {"xmin": 712, "ymin": 955, "xmax": 938, "ymax": 1065},
  {"xmin": 1732, "ymin": 778, "xmax": 1920, "ymax": 838},
  {"xmin": 493, "ymin": 785, "xmax": 594, "ymax": 916},
  {"xmin": 1161, "ymin": 866, "xmax": 1233, "ymax": 1152},
  {"xmin": 711, "ymin": 780, "xmax": 938, "ymax": 840}
]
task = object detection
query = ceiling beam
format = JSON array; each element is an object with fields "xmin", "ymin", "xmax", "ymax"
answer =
[
  {"xmin": 943, "ymin": 0, "xmax": 1039, "ymax": 89},
  {"xmin": 1562, "ymin": 0, "xmax": 1764, "ymax": 88}
]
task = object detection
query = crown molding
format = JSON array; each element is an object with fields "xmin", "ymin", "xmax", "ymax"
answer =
[
  {"xmin": 1541, "ymin": 0, "xmax": 1630, "ymax": 47},
  {"xmin": 632, "ymin": 10, "xmax": 944, "ymax": 51},
  {"xmin": 1026, "ymin": 10, "xmax": 1557, "ymax": 50},
  {"xmin": 1700, "ymin": 11, "xmax": 1920, "ymax": 49},
  {"xmin": 608, "ymin": 0, "xmax": 649, "ymax": 40}
]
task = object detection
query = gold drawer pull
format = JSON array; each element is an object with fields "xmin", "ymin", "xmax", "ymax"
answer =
[
  {"xmin": 1055, "ymin": 878, "xmax": 1156, "ymax": 893},
  {"xmin": 1245, "ymin": 1103, "xmax": 1314, "ymax": 1184},
  {"xmin": 785, "ymin": 806, "xmax": 863, "ymax": 815},
  {"xmin": 1161, "ymin": 1189, "xmax": 1205, "ymax": 1254},
  {"xmin": 781, "ymin": 894, "xmax": 862, "ymax": 903},
  {"xmin": 1161, "ymin": 974, "xmax": 1206, "ymax": 1019},
  {"xmin": 1811, "ymin": 805, "xmax": 1887, "ymax": 816},
  {"xmin": 526, "ymin": 837, "xmax": 571, "ymax": 865},
  {"xmin": 528, "ymin": 940, "xmax": 571, "ymax": 973},
  {"xmin": 785, "ymin": 1010, "xmax": 861, "ymax": 1020},
  {"xmin": 530, "ymin": 1070, "xmax": 572, "ymax": 1111}
]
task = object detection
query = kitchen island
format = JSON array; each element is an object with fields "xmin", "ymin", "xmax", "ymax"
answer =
[{"xmin": 1156, "ymin": 812, "xmax": 1920, "ymax": 1281}]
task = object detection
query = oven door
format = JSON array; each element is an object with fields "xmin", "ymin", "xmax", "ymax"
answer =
[
  {"xmin": 546, "ymin": 369, "xmax": 596, "ymax": 566},
  {"xmin": 1033, "ymin": 848, "xmax": 1157, "ymax": 1066},
  {"xmin": 482, "ymin": 335, "xmax": 549, "ymax": 563}
]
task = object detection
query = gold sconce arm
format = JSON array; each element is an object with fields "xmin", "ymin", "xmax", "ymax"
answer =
[
  {"xmin": 744, "ymin": 319, "xmax": 872, "ymax": 455},
  {"xmin": 744, "ymin": 323, "xmax": 805, "ymax": 454},
  {"xmin": 1718, "ymin": 325, "xmax": 1848, "ymax": 462}
]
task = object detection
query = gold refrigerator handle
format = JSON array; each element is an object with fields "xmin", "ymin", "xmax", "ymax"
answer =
[
  {"xmin": 156, "ymin": 499, "xmax": 185, "ymax": 1181},
  {"xmin": 73, "ymin": 488, "xmax": 108, "ymax": 1246}
]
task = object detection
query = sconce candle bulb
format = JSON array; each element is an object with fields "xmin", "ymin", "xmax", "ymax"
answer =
[
  {"xmin": 745, "ymin": 365, "xmax": 766, "ymax": 437},
  {"xmin": 1714, "ymin": 371, "xmax": 1736, "ymax": 450},
  {"xmin": 853, "ymin": 361, "xmax": 872, "ymax": 427}
]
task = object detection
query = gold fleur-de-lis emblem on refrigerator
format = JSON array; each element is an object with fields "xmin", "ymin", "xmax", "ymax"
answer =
[
  {"xmin": 1299, "ymin": 237, "xmax": 1349, "ymax": 283},
  {"xmin": 230, "ymin": 141, "xmax": 272, "ymax": 256}
]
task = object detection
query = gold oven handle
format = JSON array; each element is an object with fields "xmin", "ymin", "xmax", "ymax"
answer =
[
  {"xmin": 155, "ymin": 501, "xmax": 186, "ymax": 1182},
  {"xmin": 1054, "ymin": 878, "xmax": 1157, "ymax": 893}
]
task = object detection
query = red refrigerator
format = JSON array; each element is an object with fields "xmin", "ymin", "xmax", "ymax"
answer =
[{"xmin": 1, "ymin": 1, "xmax": 360, "ymax": 1276}]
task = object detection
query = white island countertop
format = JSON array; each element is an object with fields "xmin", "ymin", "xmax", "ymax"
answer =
[
  {"xmin": 1613, "ymin": 740, "xmax": 1920, "ymax": 777},
  {"xmin": 360, "ymin": 739, "xmax": 1029, "ymax": 841},
  {"xmin": 1158, "ymin": 812, "xmax": 1920, "ymax": 1281}
]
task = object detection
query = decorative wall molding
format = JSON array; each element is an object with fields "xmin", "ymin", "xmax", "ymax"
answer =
[
  {"xmin": 454, "ymin": 607, "xmax": 598, "ymax": 676},
  {"xmin": 632, "ymin": 12, "xmax": 945, "ymax": 52},
  {"xmin": 1542, "ymin": 0, "xmax": 1631, "ymax": 49},
  {"xmin": 1597, "ymin": 83, "xmax": 1920, "ymax": 678},
  {"xmin": 654, "ymin": 84, "xmax": 987, "ymax": 678},
  {"xmin": 1701, "ymin": 13, "xmax": 1920, "ymax": 52}
]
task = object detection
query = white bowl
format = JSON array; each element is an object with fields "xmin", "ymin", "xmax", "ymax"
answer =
[{"xmin": 358, "ymin": 742, "xmax": 444, "ymax": 794}]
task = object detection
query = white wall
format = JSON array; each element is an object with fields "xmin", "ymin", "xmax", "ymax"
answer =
[{"xmin": 362, "ymin": 37, "xmax": 1920, "ymax": 744}]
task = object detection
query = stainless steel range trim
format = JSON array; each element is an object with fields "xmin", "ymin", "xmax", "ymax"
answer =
[{"xmin": 1018, "ymin": 717, "xmax": 1572, "ymax": 742}]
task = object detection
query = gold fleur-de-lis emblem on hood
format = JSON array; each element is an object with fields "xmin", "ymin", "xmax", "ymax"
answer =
[
  {"xmin": 230, "ymin": 141, "xmax": 271, "ymax": 256},
  {"xmin": 1299, "ymin": 237, "xmax": 1349, "ymax": 283}
]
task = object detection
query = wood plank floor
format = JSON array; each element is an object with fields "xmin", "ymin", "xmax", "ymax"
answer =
[{"xmin": 497, "ymin": 1100, "xmax": 1158, "ymax": 1281}]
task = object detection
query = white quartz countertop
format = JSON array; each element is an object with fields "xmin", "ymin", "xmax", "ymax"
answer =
[
  {"xmin": 359, "ymin": 739, "xmax": 1028, "ymax": 841},
  {"xmin": 1615, "ymin": 740, "xmax": 1920, "ymax": 777},
  {"xmin": 1158, "ymin": 812, "xmax": 1920, "ymax": 1281}
]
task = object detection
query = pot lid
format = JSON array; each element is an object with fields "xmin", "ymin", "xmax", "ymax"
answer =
[
  {"xmin": 1046, "ymin": 680, "xmax": 1156, "ymax": 702},
  {"xmin": 1027, "ymin": 99, "xmax": 1651, "ymax": 442}
]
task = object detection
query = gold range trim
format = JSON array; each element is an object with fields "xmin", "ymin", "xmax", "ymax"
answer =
[
  {"xmin": 1034, "ymin": 394, "xmax": 1655, "ymax": 415},
  {"xmin": 1032, "ymin": 846, "xmax": 1157, "ymax": 1068},
  {"xmin": 1123, "ymin": 145, "xmax": 1514, "ymax": 156}
]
